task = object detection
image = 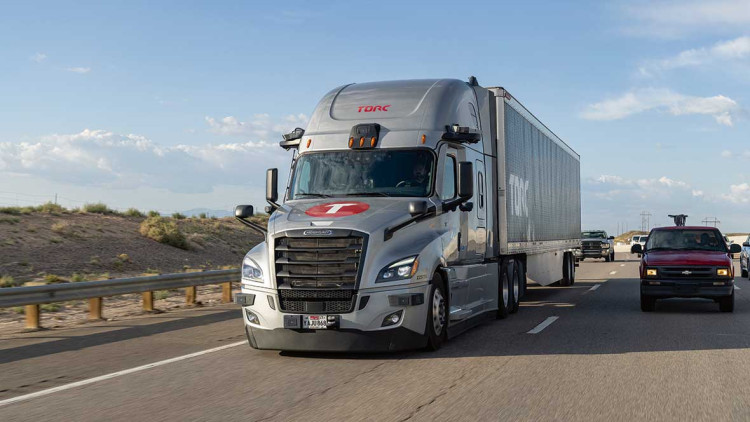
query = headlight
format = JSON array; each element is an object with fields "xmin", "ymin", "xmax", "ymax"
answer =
[
  {"xmin": 717, "ymin": 268, "xmax": 731, "ymax": 277},
  {"xmin": 646, "ymin": 268, "xmax": 658, "ymax": 277},
  {"xmin": 376, "ymin": 256, "xmax": 419, "ymax": 283},
  {"xmin": 242, "ymin": 256, "xmax": 263, "ymax": 282},
  {"xmin": 601, "ymin": 242, "xmax": 610, "ymax": 248}
]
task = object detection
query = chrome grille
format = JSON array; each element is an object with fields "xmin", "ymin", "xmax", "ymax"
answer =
[
  {"xmin": 278, "ymin": 289, "xmax": 356, "ymax": 313},
  {"xmin": 658, "ymin": 267, "xmax": 713, "ymax": 279},
  {"xmin": 274, "ymin": 234, "xmax": 364, "ymax": 289}
]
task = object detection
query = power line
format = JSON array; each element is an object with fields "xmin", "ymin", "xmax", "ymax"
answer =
[{"xmin": 702, "ymin": 217, "xmax": 720, "ymax": 227}]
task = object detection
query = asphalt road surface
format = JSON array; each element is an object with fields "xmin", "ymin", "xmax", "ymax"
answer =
[{"xmin": 2, "ymin": 256, "xmax": 750, "ymax": 421}]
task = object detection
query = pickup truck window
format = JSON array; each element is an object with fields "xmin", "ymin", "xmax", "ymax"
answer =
[
  {"xmin": 646, "ymin": 229, "xmax": 725, "ymax": 252},
  {"xmin": 289, "ymin": 149, "xmax": 435, "ymax": 199},
  {"xmin": 582, "ymin": 231, "xmax": 606, "ymax": 239}
]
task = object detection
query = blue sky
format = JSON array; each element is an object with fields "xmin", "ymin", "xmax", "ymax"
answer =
[{"xmin": 1, "ymin": 0, "xmax": 750, "ymax": 232}]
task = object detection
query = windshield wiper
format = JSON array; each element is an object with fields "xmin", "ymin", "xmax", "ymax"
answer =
[
  {"xmin": 295, "ymin": 193, "xmax": 333, "ymax": 198},
  {"xmin": 343, "ymin": 192, "xmax": 392, "ymax": 197}
]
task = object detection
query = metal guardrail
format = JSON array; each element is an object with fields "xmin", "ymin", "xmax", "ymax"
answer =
[{"xmin": 0, "ymin": 269, "xmax": 241, "ymax": 330}]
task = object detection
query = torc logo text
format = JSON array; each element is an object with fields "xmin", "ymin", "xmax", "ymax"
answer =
[{"xmin": 357, "ymin": 105, "xmax": 391, "ymax": 112}]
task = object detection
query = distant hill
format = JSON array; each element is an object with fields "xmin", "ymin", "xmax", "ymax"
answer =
[{"xmin": 180, "ymin": 208, "xmax": 234, "ymax": 218}]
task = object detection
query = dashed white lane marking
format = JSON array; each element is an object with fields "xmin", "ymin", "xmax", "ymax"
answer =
[
  {"xmin": 609, "ymin": 271, "xmax": 617, "ymax": 275},
  {"xmin": 527, "ymin": 316, "xmax": 559, "ymax": 334},
  {"xmin": 736, "ymin": 285, "xmax": 741, "ymax": 290},
  {"xmin": 0, "ymin": 340, "xmax": 246, "ymax": 408},
  {"xmin": 620, "ymin": 264, "xmax": 625, "ymax": 267},
  {"xmin": 588, "ymin": 284, "xmax": 601, "ymax": 292}
]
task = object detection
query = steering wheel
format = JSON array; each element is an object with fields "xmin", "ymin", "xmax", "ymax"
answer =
[{"xmin": 396, "ymin": 180, "xmax": 410, "ymax": 188}]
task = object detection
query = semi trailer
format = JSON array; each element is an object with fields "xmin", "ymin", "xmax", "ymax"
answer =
[{"xmin": 234, "ymin": 77, "xmax": 581, "ymax": 352}]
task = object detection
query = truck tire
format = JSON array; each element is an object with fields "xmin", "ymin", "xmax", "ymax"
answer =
[
  {"xmin": 640, "ymin": 294, "xmax": 656, "ymax": 312},
  {"xmin": 719, "ymin": 290, "xmax": 735, "ymax": 313},
  {"xmin": 744, "ymin": 259, "xmax": 749, "ymax": 279},
  {"xmin": 560, "ymin": 254, "xmax": 573, "ymax": 286},
  {"xmin": 496, "ymin": 261, "xmax": 512, "ymax": 319},
  {"xmin": 510, "ymin": 259, "xmax": 521, "ymax": 314},
  {"xmin": 610, "ymin": 251, "xmax": 615, "ymax": 262},
  {"xmin": 424, "ymin": 276, "xmax": 447, "ymax": 351},
  {"xmin": 605, "ymin": 252, "xmax": 611, "ymax": 262}
]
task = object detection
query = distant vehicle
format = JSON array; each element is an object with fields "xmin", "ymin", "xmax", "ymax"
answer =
[
  {"xmin": 633, "ymin": 226, "xmax": 742, "ymax": 312},
  {"xmin": 630, "ymin": 235, "xmax": 648, "ymax": 253},
  {"xmin": 576, "ymin": 230, "xmax": 615, "ymax": 262},
  {"xmin": 740, "ymin": 234, "xmax": 750, "ymax": 278}
]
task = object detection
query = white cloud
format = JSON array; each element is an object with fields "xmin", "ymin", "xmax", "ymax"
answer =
[
  {"xmin": 639, "ymin": 36, "xmax": 750, "ymax": 75},
  {"xmin": 0, "ymin": 129, "xmax": 295, "ymax": 193},
  {"xmin": 66, "ymin": 67, "xmax": 91, "ymax": 74},
  {"xmin": 30, "ymin": 53, "xmax": 47, "ymax": 63},
  {"xmin": 205, "ymin": 113, "xmax": 308, "ymax": 139},
  {"xmin": 721, "ymin": 183, "xmax": 750, "ymax": 203},
  {"xmin": 624, "ymin": 0, "xmax": 750, "ymax": 37},
  {"xmin": 581, "ymin": 88, "xmax": 739, "ymax": 126}
]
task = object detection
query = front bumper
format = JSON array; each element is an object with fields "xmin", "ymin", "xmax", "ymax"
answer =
[
  {"xmin": 641, "ymin": 279, "xmax": 733, "ymax": 298},
  {"xmin": 237, "ymin": 283, "xmax": 430, "ymax": 352},
  {"xmin": 576, "ymin": 248, "xmax": 610, "ymax": 258}
]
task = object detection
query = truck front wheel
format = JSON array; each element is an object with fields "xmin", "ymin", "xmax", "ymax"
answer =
[
  {"xmin": 424, "ymin": 276, "xmax": 447, "ymax": 351},
  {"xmin": 509, "ymin": 260, "xmax": 522, "ymax": 314},
  {"xmin": 496, "ymin": 264, "xmax": 511, "ymax": 319},
  {"xmin": 719, "ymin": 290, "xmax": 735, "ymax": 313},
  {"xmin": 641, "ymin": 294, "xmax": 656, "ymax": 312}
]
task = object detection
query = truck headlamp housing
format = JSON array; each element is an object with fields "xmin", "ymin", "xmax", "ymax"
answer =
[
  {"xmin": 242, "ymin": 256, "xmax": 263, "ymax": 282},
  {"xmin": 601, "ymin": 242, "xmax": 610, "ymax": 248},
  {"xmin": 376, "ymin": 256, "xmax": 419, "ymax": 283},
  {"xmin": 717, "ymin": 268, "xmax": 731, "ymax": 277},
  {"xmin": 646, "ymin": 268, "xmax": 658, "ymax": 277}
]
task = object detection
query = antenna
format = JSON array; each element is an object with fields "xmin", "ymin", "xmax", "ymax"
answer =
[{"xmin": 668, "ymin": 214, "xmax": 688, "ymax": 226}]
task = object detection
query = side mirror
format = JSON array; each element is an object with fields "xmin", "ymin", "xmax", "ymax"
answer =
[
  {"xmin": 457, "ymin": 161, "xmax": 474, "ymax": 199},
  {"xmin": 743, "ymin": 242, "xmax": 750, "ymax": 247},
  {"xmin": 631, "ymin": 244, "xmax": 643, "ymax": 254},
  {"xmin": 608, "ymin": 236, "xmax": 615, "ymax": 240},
  {"xmin": 730, "ymin": 243, "xmax": 742, "ymax": 254},
  {"xmin": 266, "ymin": 168, "xmax": 279, "ymax": 206},
  {"xmin": 235, "ymin": 205, "xmax": 254, "ymax": 218},
  {"xmin": 408, "ymin": 200, "xmax": 427, "ymax": 216}
]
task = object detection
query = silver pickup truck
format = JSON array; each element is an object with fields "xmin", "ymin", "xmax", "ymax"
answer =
[{"xmin": 577, "ymin": 230, "xmax": 615, "ymax": 262}]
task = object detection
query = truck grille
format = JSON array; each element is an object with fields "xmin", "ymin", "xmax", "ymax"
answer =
[
  {"xmin": 274, "ymin": 231, "xmax": 366, "ymax": 313},
  {"xmin": 658, "ymin": 267, "xmax": 713, "ymax": 279},
  {"xmin": 582, "ymin": 241, "xmax": 602, "ymax": 250},
  {"xmin": 278, "ymin": 289, "xmax": 356, "ymax": 313}
]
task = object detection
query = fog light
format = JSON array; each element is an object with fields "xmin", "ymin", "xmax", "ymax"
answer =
[
  {"xmin": 245, "ymin": 309, "xmax": 260, "ymax": 325},
  {"xmin": 382, "ymin": 310, "xmax": 403, "ymax": 327}
]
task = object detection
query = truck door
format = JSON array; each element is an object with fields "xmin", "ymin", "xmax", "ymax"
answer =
[{"xmin": 439, "ymin": 145, "xmax": 469, "ymax": 312}]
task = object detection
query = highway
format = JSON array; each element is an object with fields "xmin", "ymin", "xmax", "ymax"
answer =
[{"xmin": 2, "ymin": 256, "xmax": 750, "ymax": 421}]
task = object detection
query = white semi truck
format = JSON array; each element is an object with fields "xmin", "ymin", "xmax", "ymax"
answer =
[{"xmin": 234, "ymin": 77, "xmax": 581, "ymax": 352}]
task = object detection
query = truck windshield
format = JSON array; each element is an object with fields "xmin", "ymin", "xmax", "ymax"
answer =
[
  {"xmin": 289, "ymin": 149, "xmax": 435, "ymax": 199},
  {"xmin": 646, "ymin": 229, "xmax": 725, "ymax": 252},
  {"xmin": 582, "ymin": 231, "xmax": 606, "ymax": 239}
]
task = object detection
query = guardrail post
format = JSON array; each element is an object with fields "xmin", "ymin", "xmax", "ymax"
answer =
[
  {"xmin": 221, "ymin": 282, "xmax": 232, "ymax": 303},
  {"xmin": 186, "ymin": 286, "xmax": 197, "ymax": 305},
  {"xmin": 142, "ymin": 291, "xmax": 154, "ymax": 312},
  {"xmin": 88, "ymin": 297, "xmax": 103, "ymax": 320},
  {"xmin": 25, "ymin": 304, "xmax": 40, "ymax": 330}
]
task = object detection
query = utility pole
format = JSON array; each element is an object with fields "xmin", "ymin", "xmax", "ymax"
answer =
[
  {"xmin": 702, "ymin": 217, "xmax": 720, "ymax": 227},
  {"xmin": 640, "ymin": 211, "xmax": 652, "ymax": 232}
]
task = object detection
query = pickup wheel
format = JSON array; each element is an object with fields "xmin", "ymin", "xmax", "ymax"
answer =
[
  {"xmin": 424, "ymin": 276, "xmax": 447, "ymax": 351},
  {"xmin": 719, "ymin": 290, "xmax": 735, "ymax": 313},
  {"xmin": 610, "ymin": 251, "xmax": 615, "ymax": 262},
  {"xmin": 496, "ymin": 260, "xmax": 512, "ymax": 319},
  {"xmin": 744, "ymin": 259, "xmax": 749, "ymax": 279},
  {"xmin": 640, "ymin": 294, "xmax": 656, "ymax": 312},
  {"xmin": 604, "ymin": 252, "xmax": 611, "ymax": 262}
]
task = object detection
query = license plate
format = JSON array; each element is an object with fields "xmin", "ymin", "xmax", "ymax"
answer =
[{"xmin": 303, "ymin": 315, "xmax": 329, "ymax": 329}]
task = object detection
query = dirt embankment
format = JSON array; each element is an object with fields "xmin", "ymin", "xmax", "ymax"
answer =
[{"xmin": 0, "ymin": 212, "xmax": 264, "ymax": 283}]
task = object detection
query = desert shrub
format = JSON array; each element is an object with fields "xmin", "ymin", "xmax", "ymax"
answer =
[
  {"xmin": 89, "ymin": 255, "xmax": 101, "ymax": 265},
  {"xmin": 40, "ymin": 303, "xmax": 61, "ymax": 312},
  {"xmin": 11, "ymin": 306, "xmax": 24, "ymax": 314},
  {"xmin": 124, "ymin": 208, "xmax": 145, "ymax": 218},
  {"xmin": 139, "ymin": 217, "xmax": 188, "ymax": 249},
  {"xmin": 36, "ymin": 202, "xmax": 67, "ymax": 214},
  {"xmin": 198, "ymin": 212, "xmax": 207, "ymax": 219},
  {"xmin": 70, "ymin": 273, "xmax": 87, "ymax": 282},
  {"xmin": 51, "ymin": 222, "xmax": 77, "ymax": 236},
  {"xmin": 0, "ymin": 206, "xmax": 34, "ymax": 215},
  {"xmin": 147, "ymin": 210, "xmax": 160, "ymax": 217},
  {"xmin": 0, "ymin": 216, "xmax": 20, "ymax": 224},
  {"xmin": 0, "ymin": 275, "xmax": 18, "ymax": 288},
  {"xmin": 171, "ymin": 212, "xmax": 186, "ymax": 220},
  {"xmin": 82, "ymin": 202, "xmax": 117, "ymax": 215},
  {"xmin": 154, "ymin": 290, "xmax": 170, "ymax": 300},
  {"xmin": 43, "ymin": 274, "xmax": 65, "ymax": 284}
]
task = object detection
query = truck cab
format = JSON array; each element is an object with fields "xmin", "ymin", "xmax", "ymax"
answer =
[{"xmin": 634, "ymin": 226, "xmax": 742, "ymax": 312}]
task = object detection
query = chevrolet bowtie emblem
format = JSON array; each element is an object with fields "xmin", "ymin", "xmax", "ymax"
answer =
[{"xmin": 681, "ymin": 270, "xmax": 692, "ymax": 275}]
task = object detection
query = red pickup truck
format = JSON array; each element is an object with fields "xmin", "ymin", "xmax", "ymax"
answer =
[{"xmin": 632, "ymin": 226, "xmax": 742, "ymax": 312}]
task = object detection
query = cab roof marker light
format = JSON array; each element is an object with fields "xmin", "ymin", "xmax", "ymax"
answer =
[
  {"xmin": 306, "ymin": 139, "xmax": 311, "ymax": 148},
  {"xmin": 421, "ymin": 134, "xmax": 426, "ymax": 144},
  {"xmin": 370, "ymin": 136, "xmax": 376, "ymax": 147}
]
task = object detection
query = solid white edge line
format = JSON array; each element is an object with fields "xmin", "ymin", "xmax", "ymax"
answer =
[
  {"xmin": 588, "ymin": 284, "xmax": 601, "ymax": 292},
  {"xmin": 527, "ymin": 316, "xmax": 559, "ymax": 334},
  {"xmin": 0, "ymin": 340, "xmax": 247, "ymax": 408}
]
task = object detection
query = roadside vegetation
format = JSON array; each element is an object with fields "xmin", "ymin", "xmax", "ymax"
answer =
[{"xmin": 139, "ymin": 216, "xmax": 189, "ymax": 249}]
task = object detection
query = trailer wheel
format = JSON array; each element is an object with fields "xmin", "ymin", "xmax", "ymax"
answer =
[
  {"xmin": 509, "ymin": 259, "xmax": 522, "ymax": 314},
  {"xmin": 424, "ymin": 275, "xmax": 447, "ymax": 351},
  {"xmin": 560, "ymin": 253, "xmax": 573, "ymax": 286},
  {"xmin": 496, "ymin": 261, "xmax": 511, "ymax": 319}
]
